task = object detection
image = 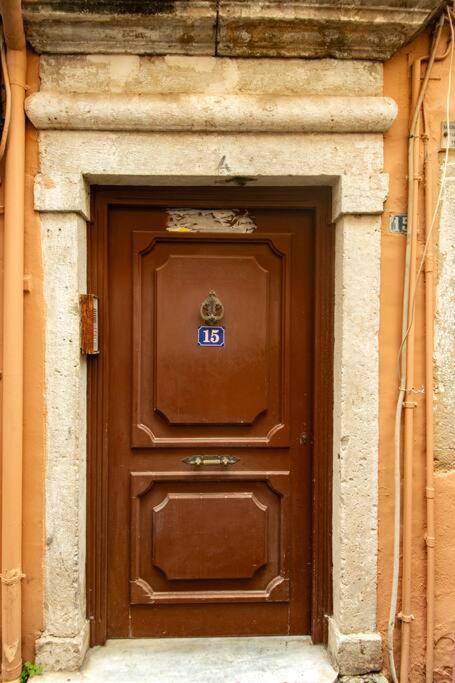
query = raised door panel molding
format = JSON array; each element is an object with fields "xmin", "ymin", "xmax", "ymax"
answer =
[
  {"xmin": 155, "ymin": 254, "xmax": 268, "ymax": 425},
  {"xmin": 130, "ymin": 471, "xmax": 290, "ymax": 605},
  {"xmin": 152, "ymin": 492, "xmax": 268, "ymax": 580},
  {"xmin": 132, "ymin": 232, "xmax": 291, "ymax": 447}
]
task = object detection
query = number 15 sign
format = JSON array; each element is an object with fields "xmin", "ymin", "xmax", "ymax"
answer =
[{"xmin": 198, "ymin": 326, "xmax": 225, "ymax": 347}]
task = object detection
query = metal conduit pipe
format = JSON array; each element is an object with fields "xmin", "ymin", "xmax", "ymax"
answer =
[
  {"xmin": 0, "ymin": 1, "xmax": 26, "ymax": 681},
  {"xmin": 398, "ymin": 55, "xmax": 422, "ymax": 683},
  {"xmin": 422, "ymin": 103, "xmax": 436, "ymax": 683},
  {"xmin": 422, "ymin": 16, "xmax": 453, "ymax": 680},
  {"xmin": 396, "ymin": 15, "xmax": 445, "ymax": 683},
  {"xmin": 388, "ymin": 14, "xmax": 452, "ymax": 682}
]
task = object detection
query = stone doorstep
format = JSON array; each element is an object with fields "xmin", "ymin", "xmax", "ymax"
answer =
[{"xmin": 37, "ymin": 636, "xmax": 338, "ymax": 683}]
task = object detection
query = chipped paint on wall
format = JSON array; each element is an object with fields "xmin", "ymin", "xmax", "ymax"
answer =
[{"xmin": 166, "ymin": 208, "xmax": 257, "ymax": 233}]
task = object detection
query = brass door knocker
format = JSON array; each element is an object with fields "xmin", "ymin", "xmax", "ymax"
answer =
[{"xmin": 200, "ymin": 290, "xmax": 224, "ymax": 325}]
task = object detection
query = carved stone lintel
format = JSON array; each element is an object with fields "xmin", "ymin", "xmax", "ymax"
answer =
[
  {"xmin": 23, "ymin": 0, "xmax": 440, "ymax": 60},
  {"xmin": 25, "ymin": 93, "xmax": 398, "ymax": 134}
]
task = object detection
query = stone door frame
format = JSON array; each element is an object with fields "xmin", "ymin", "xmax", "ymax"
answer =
[{"xmin": 32, "ymin": 125, "xmax": 387, "ymax": 676}]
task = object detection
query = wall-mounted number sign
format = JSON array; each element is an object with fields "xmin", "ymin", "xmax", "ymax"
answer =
[{"xmin": 198, "ymin": 326, "xmax": 225, "ymax": 347}]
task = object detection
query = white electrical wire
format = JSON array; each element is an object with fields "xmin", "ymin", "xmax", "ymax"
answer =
[
  {"xmin": 387, "ymin": 9, "xmax": 454, "ymax": 682},
  {"xmin": 408, "ymin": 8, "xmax": 454, "ymax": 331},
  {"xmin": 388, "ymin": 386, "xmax": 404, "ymax": 683},
  {"xmin": 0, "ymin": 31, "xmax": 11, "ymax": 164}
]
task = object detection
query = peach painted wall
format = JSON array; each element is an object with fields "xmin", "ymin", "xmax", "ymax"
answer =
[
  {"xmin": 380, "ymin": 26, "xmax": 455, "ymax": 681},
  {"xmin": 0, "ymin": 49, "xmax": 45, "ymax": 662},
  {"xmin": 22, "ymin": 50, "xmax": 45, "ymax": 663}
]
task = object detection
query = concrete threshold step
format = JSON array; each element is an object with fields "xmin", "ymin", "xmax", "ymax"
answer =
[{"xmin": 38, "ymin": 636, "xmax": 338, "ymax": 683}]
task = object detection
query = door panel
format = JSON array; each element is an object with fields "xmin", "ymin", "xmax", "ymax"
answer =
[
  {"xmin": 106, "ymin": 201, "xmax": 315, "ymax": 638},
  {"xmin": 130, "ymin": 471, "xmax": 289, "ymax": 604},
  {"xmin": 132, "ymin": 232, "xmax": 291, "ymax": 446}
]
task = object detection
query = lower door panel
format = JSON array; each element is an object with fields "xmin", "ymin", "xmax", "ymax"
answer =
[{"xmin": 130, "ymin": 471, "xmax": 290, "ymax": 605}]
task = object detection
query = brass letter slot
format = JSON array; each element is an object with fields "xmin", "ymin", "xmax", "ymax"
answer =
[{"xmin": 183, "ymin": 455, "xmax": 239, "ymax": 467}]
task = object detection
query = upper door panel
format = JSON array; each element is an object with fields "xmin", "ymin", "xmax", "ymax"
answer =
[{"xmin": 132, "ymin": 232, "xmax": 291, "ymax": 447}]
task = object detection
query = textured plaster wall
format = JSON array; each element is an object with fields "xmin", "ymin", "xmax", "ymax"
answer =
[
  {"xmin": 39, "ymin": 55, "xmax": 383, "ymax": 96},
  {"xmin": 435, "ymin": 158, "xmax": 455, "ymax": 470},
  {"xmin": 379, "ymin": 28, "xmax": 455, "ymax": 682},
  {"xmin": 30, "ymin": 54, "xmax": 392, "ymax": 675},
  {"xmin": 432, "ymin": 155, "xmax": 455, "ymax": 681},
  {"xmin": 36, "ymin": 213, "xmax": 89, "ymax": 671},
  {"xmin": 0, "ymin": 50, "xmax": 46, "ymax": 663},
  {"xmin": 22, "ymin": 51, "xmax": 46, "ymax": 663}
]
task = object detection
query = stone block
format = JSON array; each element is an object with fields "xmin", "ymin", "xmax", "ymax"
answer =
[
  {"xmin": 39, "ymin": 55, "xmax": 383, "ymax": 97},
  {"xmin": 328, "ymin": 618, "xmax": 383, "ymax": 676},
  {"xmin": 36, "ymin": 622, "xmax": 90, "ymax": 672}
]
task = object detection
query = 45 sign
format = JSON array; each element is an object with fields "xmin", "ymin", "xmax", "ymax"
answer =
[{"xmin": 198, "ymin": 326, "xmax": 225, "ymax": 347}]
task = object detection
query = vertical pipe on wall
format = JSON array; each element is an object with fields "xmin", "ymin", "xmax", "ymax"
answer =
[
  {"xmin": 422, "ymin": 104, "xmax": 435, "ymax": 683},
  {"xmin": 398, "ymin": 16, "xmax": 445, "ymax": 681},
  {"xmin": 0, "ymin": 2, "xmax": 26, "ymax": 682},
  {"xmin": 399, "ymin": 58, "xmax": 422, "ymax": 683},
  {"xmin": 421, "ymin": 17, "xmax": 453, "ymax": 678}
]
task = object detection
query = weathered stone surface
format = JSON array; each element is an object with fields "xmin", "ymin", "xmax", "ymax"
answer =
[
  {"xmin": 333, "ymin": 173, "xmax": 389, "ymax": 221},
  {"xmin": 218, "ymin": 0, "xmax": 440, "ymax": 60},
  {"xmin": 22, "ymin": 0, "xmax": 440, "ymax": 60},
  {"xmin": 35, "ymin": 54, "xmax": 388, "ymax": 672},
  {"xmin": 26, "ymin": 92, "xmax": 397, "ymax": 133},
  {"xmin": 339, "ymin": 675, "xmax": 388, "ymax": 683},
  {"xmin": 34, "ymin": 173, "xmax": 89, "ymax": 219},
  {"xmin": 40, "ymin": 55, "xmax": 383, "ymax": 97},
  {"xmin": 38, "ymin": 211, "xmax": 88, "ymax": 669},
  {"xmin": 36, "ymin": 624, "xmax": 90, "ymax": 672},
  {"xmin": 38, "ymin": 637, "xmax": 338, "ymax": 682},
  {"xmin": 332, "ymin": 215, "xmax": 381, "ymax": 637},
  {"xmin": 29, "ymin": 54, "xmax": 396, "ymax": 135},
  {"xmin": 35, "ymin": 130, "xmax": 388, "ymax": 224},
  {"xmin": 38, "ymin": 130, "xmax": 385, "ymax": 177},
  {"xmin": 329, "ymin": 618, "xmax": 383, "ymax": 676},
  {"xmin": 434, "ymin": 162, "xmax": 455, "ymax": 469},
  {"xmin": 23, "ymin": 1, "xmax": 217, "ymax": 55}
]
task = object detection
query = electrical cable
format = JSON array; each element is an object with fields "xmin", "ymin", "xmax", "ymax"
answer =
[
  {"xmin": 0, "ymin": 32, "xmax": 11, "ymax": 165},
  {"xmin": 386, "ymin": 12, "xmax": 451, "ymax": 682},
  {"xmin": 396, "ymin": 16, "xmax": 448, "ymax": 375},
  {"xmin": 406, "ymin": 8, "xmax": 454, "ymax": 343}
]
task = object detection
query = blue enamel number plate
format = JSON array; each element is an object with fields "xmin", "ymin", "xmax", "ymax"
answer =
[{"xmin": 198, "ymin": 326, "xmax": 225, "ymax": 347}]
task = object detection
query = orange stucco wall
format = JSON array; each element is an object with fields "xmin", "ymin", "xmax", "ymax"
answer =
[
  {"xmin": 0, "ymin": 49, "xmax": 45, "ymax": 663},
  {"xmin": 380, "ymin": 26, "xmax": 455, "ymax": 681},
  {"xmin": 22, "ymin": 50, "xmax": 45, "ymax": 663}
]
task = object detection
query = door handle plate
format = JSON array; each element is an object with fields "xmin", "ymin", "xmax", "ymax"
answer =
[{"xmin": 183, "ymin": 455, "xmax": 239, "ymax": 467}]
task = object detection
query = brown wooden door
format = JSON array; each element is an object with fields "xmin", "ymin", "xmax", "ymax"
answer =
[{"xmin": 104, "ymin": 193, "xmax": 316, "ymax": 638}]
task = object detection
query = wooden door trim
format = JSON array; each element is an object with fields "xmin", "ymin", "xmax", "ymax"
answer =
[{"xmin": 87, "ymin": 186, "xmax": 334, "ymax": 646}]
